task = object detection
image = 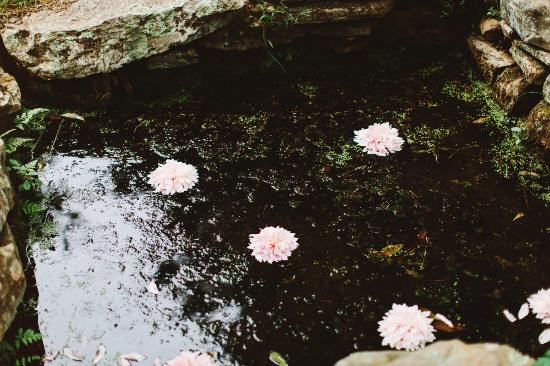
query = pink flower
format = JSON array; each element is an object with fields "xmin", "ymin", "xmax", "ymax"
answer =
[
  {"xmin": 162, "ymin": 351, "xmax": 216, "ymax": 366},
  {"xmin": 148, "ymin": 160, "xmax": 198, "ymax": 195},
  {"xmin": 378, "ymin": 304, "xmax": 436, "ymax": 351},
  {"xmin": 354, "ymin": 123, "xmax": 404, "ymax": 156},
  {"xmin": 528, "ymin": 288, "xmax": 550, "ymax": 320},
  {"xmin": 248, "ymin": 227, "xmax": 299, "ymax": 263}
]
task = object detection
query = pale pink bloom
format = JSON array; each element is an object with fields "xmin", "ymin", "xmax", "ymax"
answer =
[
  {"xmin": 248, "ymin": 226, "xmax": 299, "ymax": 263},
  {"xmin": 148, "ymin": 160, "xmax": 198, "ymax": 195},
  {"xmin": 528, "ymin": 288, "xmax": 550, "ymax": 320},
  {"xmin": 163, "ymin": 351, "xmax": 216, "ymax": 366},
  {"xmin": 378, "ymin": 304, "xmax": 436, "ymax": 351},
  {"xmin": 354, "ymin": 123, "xmax": 404, "ymax": 156}
]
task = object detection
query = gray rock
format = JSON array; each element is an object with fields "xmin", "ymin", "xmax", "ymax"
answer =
[
  {"xmin": 501, "ymin": 0, "xmax": 550, "ymax": 52},
  {"xmin": 0, "ymin": 68, "xmax": 21, "ymax": 116},
  {"xmin": 0, "ymin": 224, "xmax": 25, "ymax": 341},
  {"xmin": 525, "ymin": 100, "xmax": 550, "ymax": 150},
  {"xmin": 466, "ymin": 35, "xmax": 515, "ymax": 83},
  {"xmin": 494, "ymin": 66, "xmax": 539, "ymax": 113},
  {"xmin": 516, "ymin": 41, "xmax": 550, "ymax": 67},
  {"xmin": 334, "ymin": 340, "xmax": 533, "ymax": 366},
  {"xmin": 1, "ymin": 0, "xmax": 248, "ymax": 80},
  {"xmin": 509, "ymin": 43, "xmax": 548, "ymax": 84},
  {"xmin": 544, "ymin": 74, "xmax": 550, "ymax": 104},
  {"xmin": 145, "ymin": 47, "xmax": 199, "ymax": 70},
  {"xmin": 500, "ymin": 20, "xmax": 515, "ymax": 39},
  {"xmin": 0, "ymin": 139, "xmax": 23, "ymax": 341},
  {"xmin": 479, "ymin": 16, "xmax": 502, "ymax": 42}
]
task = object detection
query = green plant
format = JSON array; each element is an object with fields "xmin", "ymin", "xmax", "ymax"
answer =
[
  {"xmin": 7, "ymin": 159, "xmax": 43, "ymax": 192},
  {"xmin": 0, "ymin": 328, "xmax": 42, "ymax": 366},
  {"xmin": 487, "ymin": 6, "xmax": 501, "ymax": 19},
  {"xmin": 0, "ymin": 0, "xmax": 39, "ymax": 11}
]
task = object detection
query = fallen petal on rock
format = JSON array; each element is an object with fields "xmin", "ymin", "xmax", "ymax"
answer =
[
  {"xmin": 435, "ymin": 313, "xmax": 453, "ymax": 328},
  {"xmin": 118, "ymin": 358, "xmax": 131, "ymax": 366},
  {"xmin": 121, "ymin": 353, "xmax": 146, "ymax": 362},
  {"xmin": 154, "ymin": 358, "xmax": 162, "ymax": 366},
  {"xmin": 92, "ymin": 344, "xmax": 106, "ymax": 364},
  {"xmin": 43, "ymin": 351, "xmax": 59, "ymax": 362},
  {"xmin": 63, "ymin": 347, "xmax": 85, "ymax": 361},
  {"xmin": 148, "ymin": 280, "xmax": 159, "ymax": 294}
]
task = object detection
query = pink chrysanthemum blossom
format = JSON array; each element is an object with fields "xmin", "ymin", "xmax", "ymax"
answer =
[
  {"xmin": 248, "ymin": 226, "xmax": 299, "ymax": 263},
  {"xmin": 378, "ymin": 303, "xmax": 436, "ymax": 351},
  {"xmin": 148, "ymin": 160, "xmax": 198, "ymax": 195},
  {"xmin": 528, "ymin": 288, "xmax": 550, "ymax": 320},
  {"xmin": 163, "ymin": 351, "xmax": 216, "ymax": 366},
  {"xmin": 354, "ymin": 123, "xmax": 404, "ymax": 156}
]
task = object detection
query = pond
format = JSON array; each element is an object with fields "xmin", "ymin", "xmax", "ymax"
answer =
[{"xmin": 22, "ymin": 47, "xmax": 550, "ymax": 365}]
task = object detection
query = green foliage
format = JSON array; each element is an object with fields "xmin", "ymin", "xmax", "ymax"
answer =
[
  {"xmin": 2, "ymin": 137, "xmax": 35, "ymax": 154},
  {"xmin": 534, "ymin": 350, "xmax": 550, "ymax": 366},
  {"xmin": 404, "ymin": 124, "xmax": 455, "ymax": 159},
  {"xmin": 325, "ymin": 144, "xmax": 362, "ymax": 167},
  {"xmin": 487, "ymin": 6, "xmax": 501, "ymax": 19},
  {"xmin": 14, "ymin": 108, "xmax": 50, "ymax": 132},
  {"xmin": 0, "ymin": 328, "xmax": 42, "ymax": 366},
  {"xmin": 7, "ymin": 158, "xmax": 43, "ymax": 192},
  {"xmin": 254, "ymin": 0, "xmax": 298, "ymax": 29},
  {"xmin": 442, "ymin": 71, "xmax": 550, "ymax": 204},
  {"xmin": 0, "ymin": 0, "xmax": 38, "ymax": 11},
  {"xmin": 18, "ymin": 199, "xmax": 44, "ymax": 216}
]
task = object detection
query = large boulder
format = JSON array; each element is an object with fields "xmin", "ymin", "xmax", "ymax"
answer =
[
  {"xmin": 466, "ymin": 35, "xmax": 515, "ymax": 83},
  {"xmin": 525, "ymin": 100, "xmax": 550, "ymax": 150},
  {"xmin": 0, "ymin": 67, "xmax": 21, "ymax": 116},
  {"xmin": 501, "ymin": 0, "xmax": 550, "ymax": 52},
  {"xmin": 493, "ymin": 66, "xmax": 539, "ymax": 113},
  {"xmin": 1, "ymin": 0, "xmax": 248, "ymax": 80},
  {"xmin": 0, "ymin": 139, "xmax": 24, "ymax": 341},
  {"xmin": 334, "ymin": 340, "xmax": 534, "ymax": 366}
]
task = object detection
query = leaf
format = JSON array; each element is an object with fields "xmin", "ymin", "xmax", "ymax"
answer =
[
  {"xmin": 473, "ymin": 117, "xmax": 489, "ymax": 124},
  {"xmin": 63, "ymin": 348, "xmax": 85, "ymax": 361},
  {"xmin": 518, "ymin": 303, "xmax": 529, "ymax": 320},
  {"xmin": 92, "ymin": 344, "xmax": 106, "ymax": 365},
  {"xmin": 22, "ymin": 180, "xmax": 31, "ymax": 191},
  {"xmin": 148, "ymin": 280, "xmax": 160, "ymax": 294},
  {"xmin": 61, "ymin": 113, "xmax": 85, "ymax": 121},
  {"xmin": 417, "ymin": 229, "xmax": 428, "ymax": 240},
  {"xmin": 380, "ymin": 244, "xmax": 404, "ymax": 257},
  {"xmin": 43, "ymin": 351, "xmax": 59, "ymax": 362},
  {"xmin": 513, "ymin": 212, "xmax": 524, "ymax": 221},
  {"xmin": 503, "ymin": 309, "xmax": 517, "ymax": 322},
  {"xmin": 432, "ymin": 320, "xmax": 455, "ymax": 332},
  {"xmin": 269, "ymin": 351, "xmax": 288, "ymax": 366},
  {"xmin": 405, "ymin": 269, "xmax": 419, "ymax": 278},
  {"xmin": 540, "ymin": 329, "xmax": 550, "ymax": 344},
  {"xmin": 120, "ymin": 353, "xmax": 146, "ymax": 362}
]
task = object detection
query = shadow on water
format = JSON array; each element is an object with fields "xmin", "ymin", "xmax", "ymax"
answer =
[{"xmin": 22, "ymin": 46, "xmax": 550, "ymax": 365}]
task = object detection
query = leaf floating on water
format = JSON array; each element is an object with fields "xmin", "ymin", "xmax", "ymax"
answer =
[
  {"xmin": 92, "ymin": 344, "xmax": 106, "ymax": 364},
  {"xmin": 417, "ymin": 229, "xmax": 428, "ymax": 240},
  {"xmin": 405, "ymin": 269, "xmax": 419, "ymax": 278},
  {"xmin": 61, "ymin": 112, "xmax": 85, "ymax": 121},
  {"xmin": 118, "ymin": 358, "xmax": 131, "ymax": 366},
  {"xmin": 148, "ymin": 280, "xmax": 160, "ymax": 294},
  {"xmin": 513, "ymin": 212, "xmax": 525, "ymax": 222},
  {"xmin": 269, "ymin": 351, "xmax": 288, "ymax": 366},
  {"xmin": 472, "ymin": 117, "xmax": 490, "ymax": 124},
  {"xmin": 503, "ymin": 309, "xmax": 517, "ymax": 323},
  {"xmin": 518, "ymin": 303, "xmax": 529, "ymax": 320},
  {"xmin": 380, "ymin": 244, "xmax": 404, "ymax": 257},
  {"xmin": 120, "ymin": 353, "xmax": 146, "ymax": 362},
  {"xmin": 43, "ymin": 351, "xmax": 59, "ymax": 362},
  {"xmin": 540, "ymin": 329, "xmax": 550, "ymax": 344},
  {"xmin": 434, "ymin": 313, "xmax": 453, "ymax": 328},
  {"xmin": 63, "ymin": 347, "xmax": 85, "ymax": 361}
]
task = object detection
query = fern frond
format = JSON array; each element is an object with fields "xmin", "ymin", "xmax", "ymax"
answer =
[{"xmin": 4, "ymin": 137, "xmax": 35, "ymax": 154}]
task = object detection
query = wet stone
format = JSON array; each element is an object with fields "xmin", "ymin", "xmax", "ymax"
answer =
[
  {"xmin": 493, "ymin": 66, "xmax": 539, "ymax": 113},
  {"xmin": 525, "ymin": 100, "xmax": 550, "ymax": 150},
  {"xmin": 509, "ymin": 43, "xmax": 548, "ymax": 85},
  {"xmin": 516, "ymin": 40, "xmax": 550, "ymax": 67},
  {"xmin": 466, "ymin": 35, "xmax": 515, "ymax": 83},
  {"xmin": 479, "ymin": 17, "xmax": 502, "ymax": 42}
]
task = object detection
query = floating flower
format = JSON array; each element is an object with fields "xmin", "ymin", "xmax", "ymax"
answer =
[
  {"xmin": 163, "ymin": 351, "xmax": 216, "ymax": 366},
  {"xmin": 248, "ymin": 226, "xmax": 299, "ymax": 263},
  {"xmin": 148, "ymin": 160, "xmax": 198, "ymax": 195},
  {"xmin": 354, "ymin": 123, "xmax": 404, "ymax": 156},
  {"xmin": 378, "ymin": 303, "xmax": 436, "ymax": 351},
  {"xmin": 528, "ymin": 288, "xmax": 550, "ymax": 320}
]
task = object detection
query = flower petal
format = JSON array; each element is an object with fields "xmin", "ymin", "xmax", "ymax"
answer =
[
  {"xmin": 503, "ymin": 309, "xmax": 517, "ymax": 322},
  {"xmin": 434, "ymin": 313, "xmax": 453, "ymax": 328},
  {"xmin": 148, "ymin": 280, "xmax": 159, "ymax": 295},
  {"xmin": 540, "ymin": 329, "xmax": 550, "ymax": 344},
  {"xmin": 518, "ymin": 303, "xmax": 529, "ymax": 320}
]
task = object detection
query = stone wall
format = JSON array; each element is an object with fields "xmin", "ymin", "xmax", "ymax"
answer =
[
  {"xmin": 0, "ymin": 138, "xmax": 25, "ymax": 341},
  {"xmin": 467, "ymin": 0, "xmax": 550, "ymax": 149}
]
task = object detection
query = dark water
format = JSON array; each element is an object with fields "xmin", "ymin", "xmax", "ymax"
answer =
[{"xmin": 27, "ymin": 48, "xmax": 550, "ymax": 365}]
